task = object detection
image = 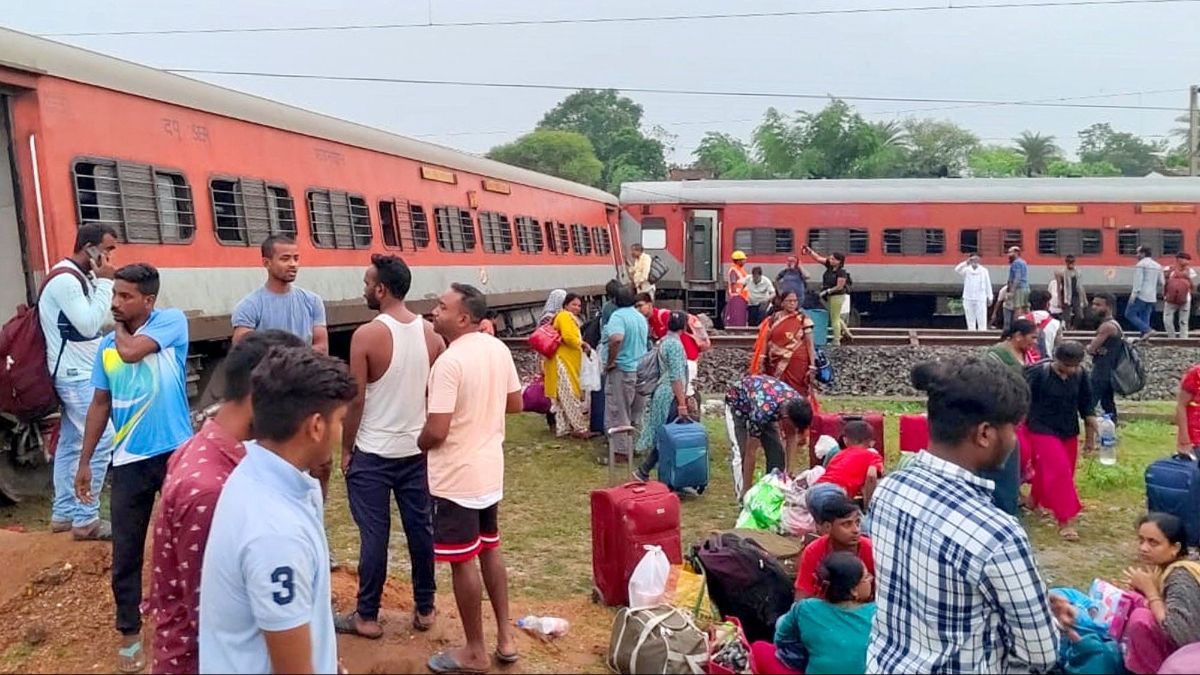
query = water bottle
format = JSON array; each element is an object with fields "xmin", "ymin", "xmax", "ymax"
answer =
[
  {"xmin": 517, "ymin": 615, "xmax": 570, "ymax": 637},
  {"xmin": 1099, "ymin": 414, "xmax": 1118, "ymax": 466}
]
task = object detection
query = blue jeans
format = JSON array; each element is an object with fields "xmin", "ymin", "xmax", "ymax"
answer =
[
  {"xmin": 1125, "ymin": 298, "xmax": 1155, "ymax": 335},
  {"xmin": 52, "ymin": 379, "xmax": 115, "ymax": 527}
]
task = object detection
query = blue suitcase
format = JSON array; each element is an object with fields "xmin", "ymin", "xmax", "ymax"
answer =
[
  {"xmin": 1146, "ymin": 454, "xmax": 1200, "ymax": 547},
  {"xmin": 656, "ymin": 419, "xmax": 709, "ymax": 494}
]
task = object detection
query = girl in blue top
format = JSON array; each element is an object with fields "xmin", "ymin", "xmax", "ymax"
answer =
[{"xmin": 771, "ymin": 551, "xmax": 876, "ymax": 674}]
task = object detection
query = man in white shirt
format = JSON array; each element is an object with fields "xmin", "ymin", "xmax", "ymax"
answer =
[
  {"xmin": 627, "ymin": 244, "xmax": 654, "ymax": 298},
  {"xmin": 338, "ymin": 255, "xmax": 443, "ymax": 639},
  {"xmin": 1126, "ymin": 245, "xmax": 1162, "ymax": 338},
  {"xmin": 954, "ymin": 254, "xmax": 993, "ymax": 331},
  {"xmin": 745, "ymin": 266, "xmax": 777, "ymax": 326},
  {"xmin": 199, "ymin": 347, "xmax": 356, "ymax": 675},
  {"xmin": 39, "ymin": 223, "xmax": 118, "ymax": 540}
]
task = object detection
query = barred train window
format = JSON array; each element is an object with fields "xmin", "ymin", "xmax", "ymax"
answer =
[
  {"xmin": 73, "ymin": 158, "xmax": 195, "ymax": 243},
  {"xmin": 959, "ymin": 228, "xmax": 1023, "ymax": 256},
  {"xmin": 733, "ymin": 228, "xmax": 794, "ymax": 255},
  {"xmin": 434, "ymin": 206, "xmax": 477, "ymax": 252},
  {"xmin": 1037, "ymin": 229, "xmax": 1103, "ymax": 256},
  {"xmin": 807, "ymin": 228, "xmax": 868, "ymax": 255},
  {"xmin": 306, "ymin": 189, "xmax": 371, "ymax": 249},
  {"xmin": 1118, "ymin": 228, "xmax": 1182, "ymax": 256},
  {"xmin": 571, "ymin": 223, "xmax": 592, "ymax": 255},
  {"xmin": 378, "ymin": 200, "xmax": 431, "ymax": 251},
  {"xmin": 211, "ymin": 177, "xmax": 296, "ymax": 246},
  {"xmin": 882, "ymin": 228, "xmax": 945, "ymax": 256},
  {"xmin": 544, "ymin": 220, "xmax": 559, "ymax": 253},
  {"xmin": 557, "ymin": 222, "xmax": 570, "ymax": 255},
  {"xmin": 516, "ymin": 216, "xmax": 544, "ymax": 253},
  {"xmin": 479, "ymin": 211, "xmax": 514, "ymax": 253},
  {"xmin": 592, "ymin": 226, "xmax": 613, "ymax": 255}
]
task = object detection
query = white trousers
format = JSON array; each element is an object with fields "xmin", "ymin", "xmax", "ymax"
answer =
[{"xmin": 964, "ymin": 298, "xmax": 989, "ymax": 331}]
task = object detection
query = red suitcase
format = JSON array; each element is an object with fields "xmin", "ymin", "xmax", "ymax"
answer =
[
  {"xmin": 807, "ymin": 412, "xmax": 886, "ymax": 467},
  {"xmin": 590, "ymin": 481, "xmax": 682, "ymax": 606},
  {"xmin": 899, "ymin": 413, "xmax": 929, "ymax": 454}
]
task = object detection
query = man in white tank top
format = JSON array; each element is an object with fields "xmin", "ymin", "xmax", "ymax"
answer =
[{"xmin": 337, "ymin": 255, "xmax": 445, "ymax": 639}]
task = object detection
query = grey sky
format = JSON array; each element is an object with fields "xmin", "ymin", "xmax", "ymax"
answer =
[{"xmin": 4, "ymin": 0, "xmax": 1198, "ymax": 165}]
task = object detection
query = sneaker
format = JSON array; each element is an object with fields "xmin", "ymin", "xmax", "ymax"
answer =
[
  {"xmin": 631, "ymin": 469, "xmax": 650, "ymax": 482},
  {"xmin": 72, "ymin": 519, "xmax": 112, "ymax": 541}
]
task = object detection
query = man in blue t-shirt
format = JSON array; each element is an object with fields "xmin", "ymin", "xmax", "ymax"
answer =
[
  {"xmin": 232, "ymin": 235, "xmax": 328, "ymax": 353},
  {"xmin": 76, "ymin": 263, "xmax": 193, "ymax": 674},
  {"xmin": 200, "ymin": 347, "xmax": 356, "ymax": 675},
  {"xmin": 600, "ymin": 286, "xmax": 649, "ymax": 463}
]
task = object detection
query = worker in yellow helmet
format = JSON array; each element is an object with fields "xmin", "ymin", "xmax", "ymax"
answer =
[{"xmin": 725, "ymin": 250, "xmax": 750, "ymax": 327}]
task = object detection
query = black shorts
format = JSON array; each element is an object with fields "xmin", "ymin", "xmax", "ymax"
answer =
[{"xmin": 432, "ymin": 497, "xmax": 500, "ymax": 563}]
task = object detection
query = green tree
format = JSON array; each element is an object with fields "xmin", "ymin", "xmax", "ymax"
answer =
[
  {"xmin": 1077, "ymin": 123, "xmax": 1165, "ymax": 176},
  {"xmin": 537, "ymin": 89, "xmax": 667, "ymax": 192},
  {"xmin": 1045, "ymin": 159, "xmax": 1121, "ymax": 177},
  {"xmin": 791, "ymin": 100, "xmax": 883, "ymax": 178},
  {"xmin": 486, "ymin": 130, "xmax": 604, "ymax": 187},
  {"xmin": 968, "ymin": 146, "xmax": 1025, "ymax": 177},
  {"xmin": 693, "ymin": 132, "xmax": 770, "ymax": 178},
  {"xmin": 901, "ymin": 118, "xmax": 979, "ymax": 177},
  {"xmin": 1013, "ymin": 131, "xmax": 1061, "ymax": 176}
]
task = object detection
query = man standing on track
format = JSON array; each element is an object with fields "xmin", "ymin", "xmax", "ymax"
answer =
[
  {"xmin": 420, "ymin": 284, "xmax": 523, "ymax": 675},
  {"xmin": 338, "ymin": 254, "xmax": 442, "ymax": 640},
  {"xmin": 1061, "ymin": 255, "xmax": 1089, "ymax": 330},
  {"xmin": 1125, "ymin": 245, "xmax": 1162, "ymax": 338},
  {"xmin": 955, "ymin": 253, "xmax": 993, "ymax": 332},
  {"xmin": 1163, "ymin": 252, "xmax": 1196, "ymax": 339},
  {"xmin": 40, "ymin": 223, "xmax": 119, "ymax": 541},
  {"xmin": 75, "ymin": 263, "xmax": 193, "ymax": 674},
  {"xmin": 1005, "ymin": 246, "xmax": 1030, "ymax": 328}
]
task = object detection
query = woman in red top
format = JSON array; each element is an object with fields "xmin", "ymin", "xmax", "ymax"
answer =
[{"xmin": 1177, "ymin": 364, "xmax": 1200, "ymax": 454}]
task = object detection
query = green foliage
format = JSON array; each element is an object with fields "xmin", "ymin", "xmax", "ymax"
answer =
[
  {"xmin": 969, "ymin": 146, "xmax": 1025, "ymax": 177},
  {"xmin": 693, "ymin": 132, "xmax": 771, "ymax": 178},
  {"xmin": 901, "ymin": 118, "xmax": 979, "ymax": 177},
  {"xmin": 1078, "ymin": 123, "xmax": 1166, "ymax": 176},
  {"xmin": 485, "ymin": 129, "xmax": 604, "ymax": 187},
  {"xmin": 1046, "ymin": 159, "xmax": 1122, "ymax": 177},
  {"xmin": 1013, "ymin": 131, "xmax": 1062, "ymax": 176}
]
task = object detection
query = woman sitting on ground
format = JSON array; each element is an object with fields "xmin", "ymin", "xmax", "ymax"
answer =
[
  {"xmin": 1123, "ymin": 512, "xmax": 1200, "ymax": 674},
  {"xmin": 749, "ymin": 289, "xmax": 819, "ymax": 408},
  {"xmin": 540, "ymin": 290, "xmax": 594, "ymax": 438},
  {"xmin": 633, "ymin": 311, "xmax": 690, "ymax": 482},
  {"xmin": 752, "ymin": 551, "xmax": 876, "ymax": 675}
]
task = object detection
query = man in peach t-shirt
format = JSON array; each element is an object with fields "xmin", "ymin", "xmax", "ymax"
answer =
[{"xmin": 419, "ymin": 283, "xmax": 523, "ymax": 675}]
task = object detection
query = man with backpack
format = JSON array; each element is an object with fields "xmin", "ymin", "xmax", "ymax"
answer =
[
  {"xmin": 39, "ymin": 223, "xmax": 119, "ymax": 540},
  {"xmin": 1164, "ymin": 252, "xmax": 1196, "ymax": 339},
  {"xmin": 1087, "ymin": 293, "xmax": 1126, "ymax": 422}
]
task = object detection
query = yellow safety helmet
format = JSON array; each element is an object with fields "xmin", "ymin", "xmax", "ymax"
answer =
[{"xmin": 731, "ymin": 250, "xmax": 747, "ymax": 261}]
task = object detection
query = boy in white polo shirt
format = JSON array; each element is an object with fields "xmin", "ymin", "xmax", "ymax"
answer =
[
  {"xmin": 198, "ymin": 347, "xmax": 356, "ymax": 674},
  {"xmin": 419, "ymin": 283, "xmax": 523, "ymax": 674}
]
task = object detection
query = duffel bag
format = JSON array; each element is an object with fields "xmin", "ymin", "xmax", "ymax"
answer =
[{"xmin": 607, "ymin": 604, "xmax": 707, "ymax": 675}]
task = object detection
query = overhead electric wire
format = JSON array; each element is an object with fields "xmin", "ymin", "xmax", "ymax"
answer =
[{"xmin": 40, "ymin": 0, "xmax": 1200, "ymax": 37}]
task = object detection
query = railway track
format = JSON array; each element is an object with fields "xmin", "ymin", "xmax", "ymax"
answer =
[{"xmin": 503, "ymin": 327, "xmax": 1200, "ymax": 349}]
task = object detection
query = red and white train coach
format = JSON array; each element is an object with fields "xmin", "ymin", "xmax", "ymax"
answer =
[
  {"xmin": 0, "ymin": 28, "xmax": 621, "ymax": 375},
  {"xmin": 620, "ymin": 178, "xmax": 1200, "ymax": 322}
]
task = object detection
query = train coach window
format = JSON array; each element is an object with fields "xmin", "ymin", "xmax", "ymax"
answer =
[
  {"xmin": 73, "ymin": 158, "xmax": 195, "ymax": 243},
  {"xmin": 883, "ymin": 228, "xmax": 945, "ymax": 256},
  {"xmin": 544, "ymin": 221, "xmax": 559, "ymax": 253},
  {"xmin": 1038, "ymin": 228, "xmax": 1104, "ymax": 257},
  {"xmin": 556, "ymin": 222, "xmax": 571, "ymax": 254},
  {"xmin": 434, "ymin": 206, "xmax": 477, "ymax": 252},
  {"xmin": 516, "ymin": 216, "xmax": 544, "ymax": 253},
  {"xmin": 378, "ymin": 199, "xmax": 430, "ymax": 251},
  {"xmin": 959, "ymin": 228, "xmax": 1023, "ymax": 256},
  {"xmin": 571, "ymin": 223, "xmax": 593, "ymax": 255},
  {"xmin": 641, "ymin": 217, "xmax": 668, "ymax": 249},
  {"xmin": 307, "ymin": 189, "xmax": 372, "ymax": 249},
  {"xmin": 733, "ymin": 228, "xmax": 794, "ymax": 255},
  {"xmin": 211, "ymin": 178, "xmax": 296, "ymax": 246},
  {"xmin": 479, "ymin": 211, "xmax": 514, "ymax": 253},
  {"xmin": 807, "ymin": 228, "xmax": 868, "ymax": 255},
  {"xmin": 1118, "ymin": 228, "xmax": 1183, "ymax": 256},
  {"xmin": 593, "ymin": 227, "xmax": 613, "ymax": 255}
]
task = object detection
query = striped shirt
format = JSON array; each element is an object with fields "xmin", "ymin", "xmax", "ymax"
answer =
[{"xmin": 866, "ymin": 451, "xmax": 1059, "ymax": 674}]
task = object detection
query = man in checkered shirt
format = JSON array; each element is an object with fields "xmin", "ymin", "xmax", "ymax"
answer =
[{"xmin": 867, "ymin": 356, "xmax": 1078, "ymax": 674}]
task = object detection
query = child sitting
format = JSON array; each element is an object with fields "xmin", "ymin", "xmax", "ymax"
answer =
[
  {"xmin": 752, "ymin": 552, "xmax": 877, "ymax": 674},
  {"xmin": 795, "ymin": 495, "xmax": 875, "ymax": 599},
  {"xmin": 816, "ymin": 420, "xmax": 884, "ymax": 509}
]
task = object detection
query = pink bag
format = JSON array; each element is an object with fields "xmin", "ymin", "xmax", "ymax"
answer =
[
  {"xmin": 522, "ymin": 376, "xmax": 552, "ymax": 414},
  {"xmin": 1089, "ymin": 578, "xmax": 1146, "ymax": 640},
  {"xmin": 528, "ymin": 323, "xmax": 561, "ymax": 358}
]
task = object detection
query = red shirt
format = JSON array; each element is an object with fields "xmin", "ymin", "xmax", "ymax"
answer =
[
  {"xmin": 148, "ymin": 420, "xmax": 246, "ymax": 674},
  {"xmin": 1182, "ymin": 365, "xmax": 1200, "ymax": 447},
  {"xmin": 817, "ymin": 446, "xmax": 885, "ymax": 498},
  {"xmin": 794, "ymin": 534, "xmax": 875, "ymax": 598},
  {"xmin": 650, "ymin": 309, "xmax": 702, "ymax": 360}
]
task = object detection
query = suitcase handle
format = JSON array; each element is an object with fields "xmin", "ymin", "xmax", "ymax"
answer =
[{"xmin": 621, "ymin": 481, "xmax": 648, "ymax": 493}]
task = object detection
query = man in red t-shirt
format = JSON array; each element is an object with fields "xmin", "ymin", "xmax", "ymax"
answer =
[
  {"xmin": 795, "ymin": 495, "xmax": 875, "ymax": 599},
  {"xmin": 817, "ymin": 420, "xmax": 884, "ymax": 508},
  {"xmin": 1177, "ymin": 364, "xmax": 1200, "ymax": 455}
]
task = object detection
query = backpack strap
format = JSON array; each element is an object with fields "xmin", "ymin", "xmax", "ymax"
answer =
[{"xmin": 37, "ymin": 263, "xmax": 90, "ymax": 299}]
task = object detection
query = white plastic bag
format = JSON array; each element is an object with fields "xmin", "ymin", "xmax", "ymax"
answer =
[
  {"xmin": 628, "ymin": 545, "xmax": 670, "ymax": 610},
  {"xmin": 580, "ymin": 350, "xmax": 602, "ymax": 392}
]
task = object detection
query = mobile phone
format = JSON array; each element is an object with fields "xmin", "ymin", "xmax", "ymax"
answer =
[{"xmin": 85, "ymin": 245, "xmax": 103, "ymax": 267}]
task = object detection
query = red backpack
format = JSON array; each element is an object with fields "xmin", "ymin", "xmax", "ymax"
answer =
[
  {"xmin": 1166, "ymin": 270, "xmax": 1194, "ymax": 306},
  {"xmin": 0, "ymin": 266, "xmax": 89, "ymax": 422}
]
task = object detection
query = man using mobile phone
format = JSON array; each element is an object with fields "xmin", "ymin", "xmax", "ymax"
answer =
[{"xmin": 39, "ymin": 222, "xmax": 119, "ymax": 541}]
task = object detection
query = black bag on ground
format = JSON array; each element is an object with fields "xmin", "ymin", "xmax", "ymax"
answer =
[{"xmin": 691, "ymin": 532, "xmax": 793, "ymax": 642}]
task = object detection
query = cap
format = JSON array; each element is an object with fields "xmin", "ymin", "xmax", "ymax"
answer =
[{"xmin": 731, "ymin": 250, "xmax": 747, "ymax": 261}]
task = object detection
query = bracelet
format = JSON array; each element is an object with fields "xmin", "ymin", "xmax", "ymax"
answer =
[{"xmin": 1148, "ymin": 596, "xmax": 1165, "ymax": 605}]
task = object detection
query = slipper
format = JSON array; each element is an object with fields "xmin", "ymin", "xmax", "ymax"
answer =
[
  {"xmin": 428, "ymin": 650, "xmax": 489, "ymax": 674},
  {"xmin": 1059, "ymin": 527, "xmax": 1080, "ymax": 542},
  {"xmin": 413, "ymin": 609, "xmax": 436, "ymax": 632},
  {"xmin": 495, "ymin": 648, "xmax": 520, "ymax": 665},
  {"xmin": 333, "ymin": 611, "xmax": 383, "ymax": 639},
  {"xmin": 116, "ymin": 640, "xmax": 146, "ymax": 674}
]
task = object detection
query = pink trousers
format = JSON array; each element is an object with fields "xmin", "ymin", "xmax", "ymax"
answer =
[
  {"xmin": 750, "ymin": 641, "xmax": 804, "ymax": 675},
  {"xmin": 1025, "ymin": 430, "xmax": 1082, "ymax": 525},
  {"xmin": 1123, "ymin": 607, "xmax": 1176, "ymax": 674}
]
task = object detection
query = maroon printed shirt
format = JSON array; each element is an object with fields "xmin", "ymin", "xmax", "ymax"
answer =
[{"xmin": 148, "ymin": 419, "xmax": 246, "ymax": 674}]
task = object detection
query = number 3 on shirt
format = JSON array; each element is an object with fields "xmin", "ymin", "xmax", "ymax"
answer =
[{"xmin": 271, "ymin": 566, "xmax": 295, "ymax": 605}]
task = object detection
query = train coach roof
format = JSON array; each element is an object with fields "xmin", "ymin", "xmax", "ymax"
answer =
[
  {"xmin": 0, "ymin": 28, "xmax": 617, "ymax": 206},
  {"xmin": 620, "ymin": 177, "xmax": 1200, "ymax": 205}
]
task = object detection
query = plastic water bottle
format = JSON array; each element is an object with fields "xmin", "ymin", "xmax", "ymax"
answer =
[
  {"xmin": 1099, "ymin": 414, "xmax": 1118, "ymax": 466},
  {"xmin": 517, "ymin": 615, "xmax": 570, "ymax": 638}
]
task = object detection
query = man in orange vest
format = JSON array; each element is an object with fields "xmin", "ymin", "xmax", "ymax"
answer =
[{"xmin": 725, "ymin": 250, "xmax": 750, "ymax": 327}]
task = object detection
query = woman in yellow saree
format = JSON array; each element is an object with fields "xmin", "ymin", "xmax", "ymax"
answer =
[{"xmin": 541, "ymin": 291, "xmax": 593, "ymax": 438}]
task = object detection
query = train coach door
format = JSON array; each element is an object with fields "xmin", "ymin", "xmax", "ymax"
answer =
[
  {"xmin": 686, "ymin": 209, "xmax": 719, "ymax": 282},
  {"xmin": 0, "ymin": 96, "xmax": 30, "ymax": 312}
]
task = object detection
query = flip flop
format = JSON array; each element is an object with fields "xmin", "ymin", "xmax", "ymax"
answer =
[
  {"xmin": 495, "ymin": 648, "xmax": 520, "ymax": 665},
  {"xmin": 427, "ymin": 650, "xmax": 489, "ymax": 674},
  {"xmin": 333, "ymin": 611, "xmax": 383, "ymax": 639},
  {"xmin": 116, "ymin": 640, "xmax": 146, "ymax": 674},
  {"xmin": 1059, "ymin": 527, "xmax": 1080, "ymax": 542}
]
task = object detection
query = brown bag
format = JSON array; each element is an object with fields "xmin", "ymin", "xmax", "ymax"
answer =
[{"xmin": 606, "ymin": 604, "xmax": 708, "ymax": 675}]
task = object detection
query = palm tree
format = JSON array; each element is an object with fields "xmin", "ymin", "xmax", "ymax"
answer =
[
  {"xmin": 868, "ymin": 120, "xmax": 907, "ymax": 148},
  {"xmin": 1013, "ymin": 131, "xmax": 1061, "ymax": 177}
]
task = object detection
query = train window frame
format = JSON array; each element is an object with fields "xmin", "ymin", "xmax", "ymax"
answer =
[
  {"xmin": 806, "ymin": 227, "xmax": 869, "ymax": 255},
  {"xmin": 479, "ymin": 211, "xmax": 515, "ymax": 254},
  {"xmin": 598, "ymin": 227, "xmax": 613, "ymax": 256},
  {"xmin": 958, "ymin": 228, "xmax": 1023, "ymax": 256},
  {"xmin": 378, "ymin": 198, "xmax": 431, "ymax": 251},
  {"xmin": 544, "ymin": 220, "xmax": 559, "ymax": 254},
  {"xmin": 641, "ymin": 217, "xmax": 668, "ymax": 249},
  {"xmin": 306, "ymin": 188, "xmax": 372, "ymax": 250},
  {"xmin": 433, "ymin": 205, "xmax": 478, "ymax": 253},
  {"xmin": 882, "ymin": 228, "xmax": 946, "ymax": 256},
  {"xmin": 732, "ymin": 227, "xmax": 795, "ymax": 256},
  {"xmin": 1118, "ymin": 227, "xmax": 1183, "ymax": 257},
  {"xmin": 571, "ymin": 223, "xmax": 593, "ymax": 256},
  {"xmin": 209, "ymin": 175, "xmax": 297, "ymax": 247},
  {"xmin": 516, "ymin": 216, "xmax": 545, "ymax": 253},
  {"xmin": 1037, "ymin": 228, "xmax": 1104, "ymax": 257},
  {"xmin": 72, "ymin": 156, "xmax": 196, "ymax": 244}
]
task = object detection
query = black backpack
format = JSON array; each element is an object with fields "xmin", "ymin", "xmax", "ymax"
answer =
[
  {"xmin": 581, "ymin": 315, "xmax": 602, "ymax": 349},
  {"xmin": 691, "ymin": 532, "xmax": 793, "ymax": 642}
]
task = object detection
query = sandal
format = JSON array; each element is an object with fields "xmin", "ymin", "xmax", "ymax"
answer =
[
  {"xmin": 495, "ymin": 648, "xmax": 520, "ymax": 665},
  {"xmin": 333, "ymin": 611, "xmax": 383, "ymax": 639},
  {"xmin": 1059, "ymin": 527, "xmax": 1080, "ymax": 542},
  {"xmin": 73, "ymin": 519, "xmax": 113, "ymax": 541},
  {"xmin": 428, "ymin": 650, "xmax": 489, "ymax": 674},
  {"xmin": 413, "ymin": 609, "xmax": 436, "ymax": 632},
  {"xmin": 116, "ymin": 640, "xmax": 146, "ymax": 674}
]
